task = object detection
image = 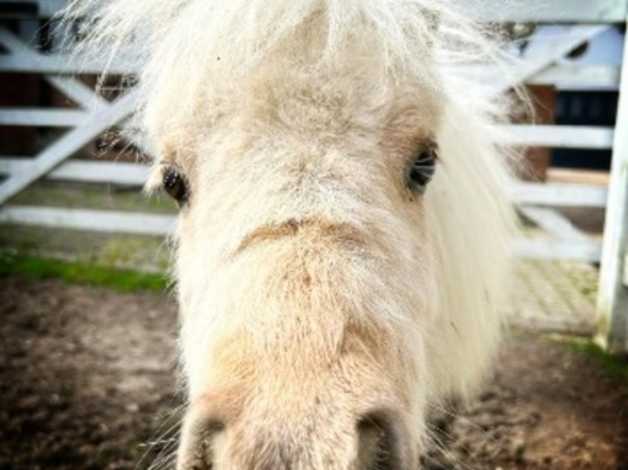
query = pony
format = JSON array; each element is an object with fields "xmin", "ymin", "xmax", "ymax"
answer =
[{"xmin": 63, "ymin": 0, "xmax": 519, "ymax": 468}]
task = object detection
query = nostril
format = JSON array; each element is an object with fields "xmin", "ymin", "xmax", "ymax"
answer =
[
  {"xmin": 177, "ymin": 417, "xmax": 226, "ymax": 470},
  {"xmin": 357, "ymin": 412, "xmax": 403, "ymax": 470}
]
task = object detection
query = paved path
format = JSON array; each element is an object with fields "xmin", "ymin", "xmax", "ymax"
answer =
[{"xmin": 510, "ymin": 259, "xmax": 598, "ymax": 335}]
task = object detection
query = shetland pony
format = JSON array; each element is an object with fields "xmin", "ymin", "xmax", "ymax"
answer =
[{"xmin": 64, "ymin": 1, "xmax": 518, "ymax": 468}]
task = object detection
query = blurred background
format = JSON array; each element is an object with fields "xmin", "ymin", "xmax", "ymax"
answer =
[{"xmin": 1, "ymin": 1, "xmax": 627, "ymax": 469}]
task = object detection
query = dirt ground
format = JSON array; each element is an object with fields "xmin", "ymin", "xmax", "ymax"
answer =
[{"xmin": 1, "ymin": 277, "xmax": 628, "ymax": 470}]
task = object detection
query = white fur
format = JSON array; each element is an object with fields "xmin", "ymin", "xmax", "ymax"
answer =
[{"xmin": 63, "ymin": 1, "xmax": 519, "ymax": 467}]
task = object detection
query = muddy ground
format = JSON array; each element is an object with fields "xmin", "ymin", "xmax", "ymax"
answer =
[{"xmin": 1, "ymin": 276, "xmax": 627, "ymax": 470}]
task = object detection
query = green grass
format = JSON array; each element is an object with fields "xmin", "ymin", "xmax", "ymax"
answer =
[
  {"xmin": 0, "ymin": 224, "xmax": 171, "ymax": 273},
  {"xmin": 550, "ymin": 334, "xmax": 628, "ymax": 382},
  {"xmin": 0, "ymin": 253, "xmax": 170, "ymax": 293},
  {"xmin": 568, "ymin": 340, "xmax": 628, "ymax": 381}
]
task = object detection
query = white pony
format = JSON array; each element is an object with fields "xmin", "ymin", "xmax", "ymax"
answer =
[{"xmin": 64, "ymin": 0, "xmax": 518, "ymax": 468}]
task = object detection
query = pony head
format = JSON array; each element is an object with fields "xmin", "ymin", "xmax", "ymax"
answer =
[{"xmin": 65, "ymin": 1, "xmax": 518, "ymax": 468}]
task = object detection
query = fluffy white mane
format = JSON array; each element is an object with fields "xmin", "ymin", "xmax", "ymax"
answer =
[
  {"xmin": 63, "ymin": 0, "xmax": 516, "ymax": 146},
  {"xmin": 63, "ymin": 0, "xmax": 520, "ymax": 407}
]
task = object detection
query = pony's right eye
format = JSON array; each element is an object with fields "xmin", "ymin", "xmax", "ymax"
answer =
[{"xmin": 163, "ymin": 167, "xmax": 189, "ymax": 205}]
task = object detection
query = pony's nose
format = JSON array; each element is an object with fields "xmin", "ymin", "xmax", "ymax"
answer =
[{"xmin": 177, "ymin": 411, "xmax": 410, "ymax": 470}]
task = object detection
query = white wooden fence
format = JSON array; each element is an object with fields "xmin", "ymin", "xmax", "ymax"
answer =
[{"xmin": 0, "ymin": 0, "xmax": 627, "ymax": 352}]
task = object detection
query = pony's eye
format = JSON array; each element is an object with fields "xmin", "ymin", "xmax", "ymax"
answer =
[
  {"xmin": 407, "ymin": 142, "xmax": 438, "ymax": 193},
  {"xmin": 163, "ymin": 167, "xmax": 189, "ymax": 204}
]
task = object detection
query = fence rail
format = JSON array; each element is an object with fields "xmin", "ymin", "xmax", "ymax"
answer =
[
  {"xmin": 464, "ymin": 0, "xmax": 628, "ymax": 23},
  {"xmin": 0, "ymin": 205, "xmax": 175, "ymax": 235}
]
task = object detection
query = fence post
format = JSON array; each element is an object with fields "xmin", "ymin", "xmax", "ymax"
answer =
[{"xmin": 595, "ymin": 19, "xmax": 628, "ymax": 354}]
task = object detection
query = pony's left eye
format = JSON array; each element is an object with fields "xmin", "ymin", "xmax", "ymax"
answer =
[
  {"xmin": 407, "ymin": 142, "xmax": 438, "ymax": 193},
  {"xmin": 163, "ymin": 167, "xmax": 189, "ymax": 205}
]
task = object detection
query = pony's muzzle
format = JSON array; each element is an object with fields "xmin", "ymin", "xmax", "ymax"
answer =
[{"xmin": 176, "ymin": 405, "xmax": 412, "ymax": 470}]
